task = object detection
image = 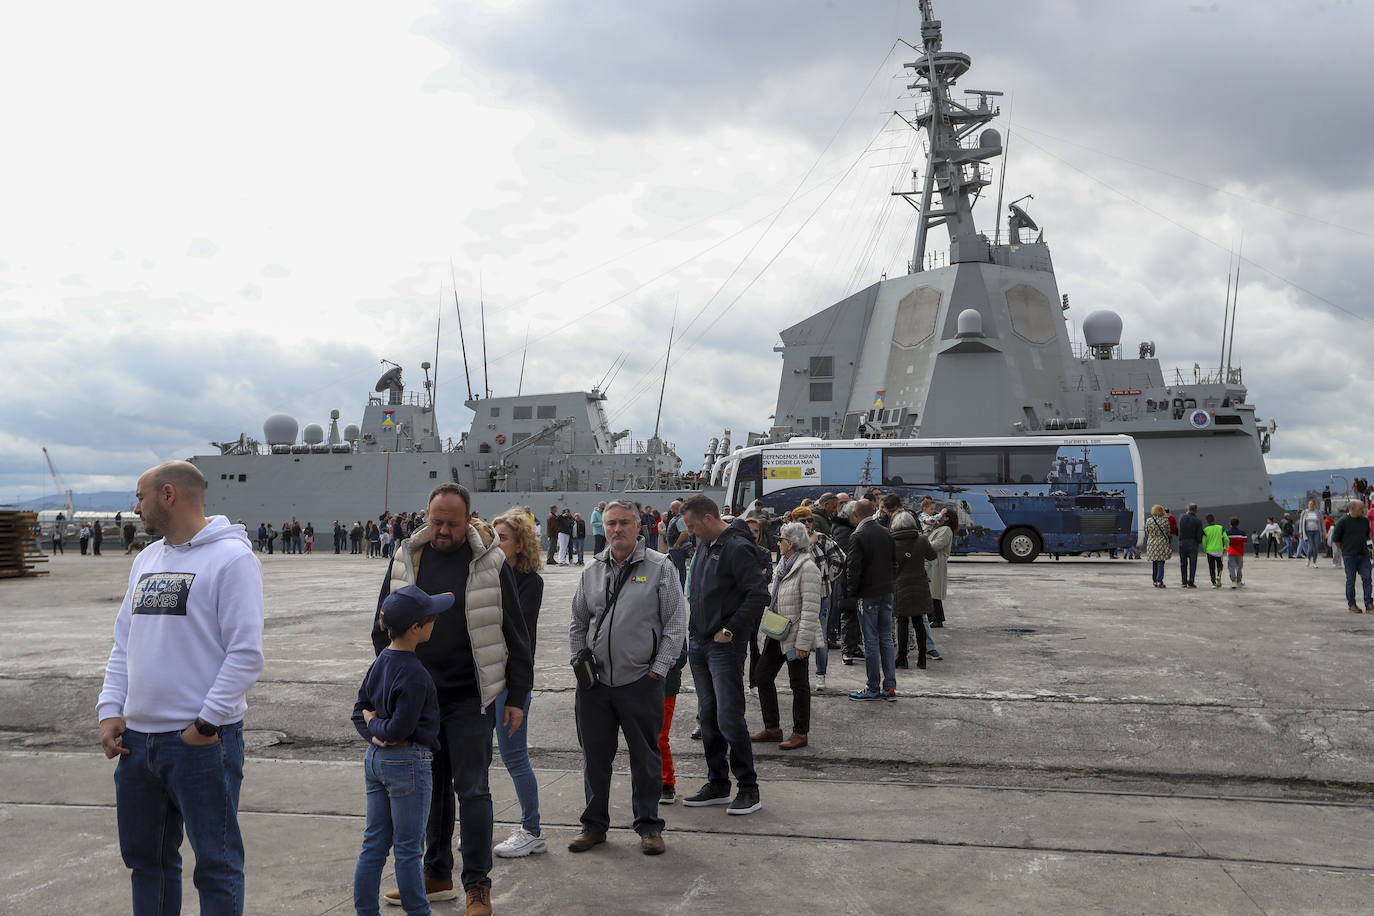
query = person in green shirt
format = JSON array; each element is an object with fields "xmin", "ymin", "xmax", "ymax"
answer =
[
  {"xmin": 1200, "ymin": 514, "xmax": 1229, "ymax": 589},
  {"xmin": 1331, "ymin": 499, "xmax": 1373, "ymax": 613}
]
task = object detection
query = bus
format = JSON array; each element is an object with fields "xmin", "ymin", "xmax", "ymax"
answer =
[{"xmin": 718, "ymin": 435, "xmax": 1144, "ymax": 562}]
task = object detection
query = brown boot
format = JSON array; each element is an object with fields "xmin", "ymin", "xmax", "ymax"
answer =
[
  {"xmin": 384, "ymin": 875, "xmax": 457, "ymax": 905},
  {"xmin": 465, "ymin": 883, "xmax": 493, "ymax": 916},
  {"xmin": 750, "ymin": 727, "xmax": 783, "ymax": 742},
  {"xmin": 640, "ymin": 831, "xmax": 666, "ymax": 855},
  {"xmin": 779, "ymin": 733, "xmax": 808, "ymax": 750},
  {"xmin": 1350, "ymin": 605, "xmax": 1361, "ymax": 613},
  {"xmin": 567, "ymin": 830, "xmax": 606, "ymax": 852}
]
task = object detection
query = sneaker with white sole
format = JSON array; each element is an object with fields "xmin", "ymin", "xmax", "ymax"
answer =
[
  {"xmin": 493, "ymin": 827, "xmax": 547, "ymax": 858},
  {"xmin": 682, "ymin": 781, "xmax": 732, "ymax": 806},
  {"xmin": 727, "ymin": 788, "xmax": 761, "ymax": 815},
  {"xmin": 814, "ymin": 675, "xmax": 825, "ymax": 693}
]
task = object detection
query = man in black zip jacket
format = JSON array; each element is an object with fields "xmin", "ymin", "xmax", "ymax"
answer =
[{"xmin": 678, "ymin": 494, "xmax": 770, "ymax": 815}]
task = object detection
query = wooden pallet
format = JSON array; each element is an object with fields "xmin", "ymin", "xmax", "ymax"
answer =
[{"xmin": 0, "ymin": 511, "xmax": 49, "ymax": 578}]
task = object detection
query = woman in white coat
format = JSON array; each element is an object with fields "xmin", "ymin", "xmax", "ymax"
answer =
[
  {"xmin": 750, "ymin": 521, "xmax": 822, "ymax": 750},
  {"xmin": 923, "ymin": 509, "xmax": 956, "ymax": 659}
]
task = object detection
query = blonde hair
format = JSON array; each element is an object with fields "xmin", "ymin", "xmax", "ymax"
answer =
[
  {"xmin": 492, "ymin": 509, "xmax": 543, "ymax": 574},
  {"xmin": 1150, "ymin": 504, "xmax": 1166, "ymax": 517}
]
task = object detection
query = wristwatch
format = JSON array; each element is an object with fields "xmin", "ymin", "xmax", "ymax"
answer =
[
  {"xmin": 193, "ymin": 718, "xmax": 217, "ymax": 737},
  {"xmin": 720, "ymin": 628, "xmax": 733, "ymax": 641}
]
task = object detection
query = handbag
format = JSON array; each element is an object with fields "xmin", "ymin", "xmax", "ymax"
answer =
[
  {"xmin": 759, "ymin": 609, "xmax": 792, "ymax": 641},
  {"xmin": 572, "ymin": 647, "xmax": 599, "ymax": 690}
]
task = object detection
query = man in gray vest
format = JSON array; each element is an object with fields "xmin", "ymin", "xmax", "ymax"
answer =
[
  {"xmin": 567, "ymin": 499, "xmax": 685, "ymax": 856},
  {"xmin": 371, "ymin": 483, "xmax": 533, "ymax": 916}
]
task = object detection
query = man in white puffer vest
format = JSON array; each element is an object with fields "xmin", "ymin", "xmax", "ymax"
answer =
[{"xmin": 370, "ymin": 483, "xmax": 533, "ymax": 916}]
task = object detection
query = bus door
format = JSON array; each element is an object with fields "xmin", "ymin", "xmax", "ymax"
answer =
[{"xmin": 728, "ymin": 454, "xmax": 762, "ymax": 516}]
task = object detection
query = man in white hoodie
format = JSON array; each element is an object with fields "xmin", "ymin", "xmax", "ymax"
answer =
[{"xmin": 97, "ymin": 460, "xmax": 265, "ymax": 916}]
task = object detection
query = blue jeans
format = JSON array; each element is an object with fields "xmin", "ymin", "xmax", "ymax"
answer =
[
  {"xmin": 858, "ymin": 595, "xmax": 896, "ymax": 692},
  {"xmin": 1344, "ymin": 554, "xmax": 1372, "ymax": 607},
  {"xmin": 687, "ymin": 636, "xmax": 757, "ymax": 791},
  {"xmin": 1151, "ymin": 560, "xmax": 1165, "ymax": 583},
  {"xmin": 113, "ymin": 722, "xmax": 246, "ymax": 916},
  {"xmin": 814, "ymin": 598, "xmax": 830, "ymax": 676},
  {"xmin": 354, "ymin": 744, "xmax": 434, "ymax": 916},
  {"xmin": 572, "ymin": 537, "xmax": 585, "ymax": 563},
  {"xmin": 1305, "ymin": 530, "xmax": 1322, "ymax": 561},
  {"xmin": 494, "ymin": 689, "xmax": 540, "ymax": 834}
]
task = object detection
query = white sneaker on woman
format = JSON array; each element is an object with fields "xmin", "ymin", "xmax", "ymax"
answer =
[{"xmin": 494, "ymin": 827, "xmax": 547, "ymax": 858}]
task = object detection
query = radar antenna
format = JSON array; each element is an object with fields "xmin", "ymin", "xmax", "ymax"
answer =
[{"xmin": 449, "ymin": 261, "xmax": 474, "ymax": 402}]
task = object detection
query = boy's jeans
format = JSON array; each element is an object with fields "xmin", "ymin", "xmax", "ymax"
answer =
[
  {"xmin": 355, "ymin": 744, "xmax": 434, "ymax": 916},
  {"xmin": 113, "ymin": 722, "xmax": 246, "ymax": 916}
]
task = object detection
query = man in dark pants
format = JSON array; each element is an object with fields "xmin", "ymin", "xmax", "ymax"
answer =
[
  {"xmin": 91, "ymin": 520, "xmax": 104, "ymax": 555},
  {"xmin": 665, "ymin": 499, "xmax": 691, "ymax": 587},
  {"xmin": 1177, "ymin": 503, "xmax": 1203, "ymax": 588},
  {"xmin": 546, "ymin": 505, "xmax": 559, "ymax": 565},
  {"xmin": 567, "ymin": 499, "xmax": 686, "ymax": 856},
  {"xmin": 372, "ymin": 483, "xmax": 532, "ymax": 916},
  {"xmin": 679, "ymin": 494, "xmax": 770, "ymax": 815}
]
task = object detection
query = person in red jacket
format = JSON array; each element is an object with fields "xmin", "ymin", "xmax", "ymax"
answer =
[{"xmin": 1224, "ymin": 516, "xmax": 1249, "ymax": 588}]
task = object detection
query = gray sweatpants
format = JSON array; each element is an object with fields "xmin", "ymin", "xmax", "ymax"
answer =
[{"xmin": 1227, "ymin": 554, "xmax": 1244, "ymax": 583}]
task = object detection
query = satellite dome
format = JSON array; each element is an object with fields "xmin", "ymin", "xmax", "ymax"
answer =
[
  {"xmin": 343, "ymin": 424, "xmax": 360, "ymax": 442},
  {"xmin": 263, "ymin": 414, "xmax": 299, "ymax": 445},
  {"xmin": 956, "ymin": 308, "xmax": 984, "ymax": 338},
  {"xmin": 979, "ymin": 128, "xmax": 1001, "ymax": 149},
  {"xmin": 1082, "ymin": 310, "xmax": 1123, "ymax": 348},
  {"xmin": 302, "ymin": 423, "xmax": 325, "ymax": 445}
]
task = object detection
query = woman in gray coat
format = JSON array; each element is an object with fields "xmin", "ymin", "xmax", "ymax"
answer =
[{"xmin": 892, "ymin": 511, "xmax": 936, "ymax": 669}]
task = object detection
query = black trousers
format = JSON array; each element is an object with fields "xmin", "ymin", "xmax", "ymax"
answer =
[
  {"xmin": 427, "ymin": 700, "xmax": 495, "ymax": 889},
  {"xmin": 1178, "ymin": 542, "xmax": 1198, "ymax": 585},
  {"xmin": 755, "ymin": 638, "xmax": 810, "ymax": 735},
  {"xmin": 575, "ymin": 674, "xmax": 665, "ymax": 836},
  {"xmin": 896, "ymin": 615, "xmax": 928, "ymax": 666},
  {"xmin": 840, "ymin": 607, "xmax": 861, "ymax": 655},
  {"xmin": 1206, "ymin": 554, "xmax": 1224, "ymax": 585}
]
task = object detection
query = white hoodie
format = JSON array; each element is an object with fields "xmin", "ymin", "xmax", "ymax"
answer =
[{"xmin": 97, "ymin": 516, "xmax": 265, "ymax": 732}]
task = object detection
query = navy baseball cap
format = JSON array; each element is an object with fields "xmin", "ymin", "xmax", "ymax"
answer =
[{"xmin": 379, "ymin": 585, "xmax": 454, "ymax": 631}]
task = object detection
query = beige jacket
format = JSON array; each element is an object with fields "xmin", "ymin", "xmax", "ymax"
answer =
[
  {"xmin": 758, "ymin": 554, "xmax": 823, "ymax": 655},
  {"xmin": 927, "ymin": 525, "xmax": 953, "ymax": 601},
  {"xmin": 386, "ymin": 522, "xmax": 509, "ymax": 709}
]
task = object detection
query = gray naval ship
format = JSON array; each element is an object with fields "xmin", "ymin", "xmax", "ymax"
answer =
[
  {"xmin": 192, "ymin": 362, "xmax": 725, "ymax": 526},
  {"xmin": 768, "ymin": 1, "xmax": 1281, "ymax": 527}
]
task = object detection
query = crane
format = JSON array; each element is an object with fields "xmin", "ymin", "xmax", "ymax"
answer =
[{"xmin": 42, "ymin": 447, "xmax": 74, "ymax": 521}]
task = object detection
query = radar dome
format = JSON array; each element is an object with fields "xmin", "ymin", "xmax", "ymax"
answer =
[
  {"xmin": 343, "ymin": 424, "xmax": 360, "ymax": 442},
  {"xmin": 956, "ymin": 308, "xmax": 984, "ymax": 338},
  {"xmin": 302, "ymin": 423, "xmax": 325, "ymax": 445},
  {"xmin": 1082, "ymin": 310, "xmax": 1123, "ymax": 348},
  {"xmin": 979, "ymin": 128, "xmax": 1001, "ymax": 149},
  {"xmin": 263, "ymin": 414, "xmax": 299, "ymax": 445}
]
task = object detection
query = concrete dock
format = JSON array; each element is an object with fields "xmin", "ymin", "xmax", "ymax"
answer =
[{"xmin": 3, "ymin": 547, "xmax": 1373, "ymax": 914}]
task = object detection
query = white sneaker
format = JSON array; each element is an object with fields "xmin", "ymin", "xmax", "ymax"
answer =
[
  {"xmin": 494, "ymin": 828, "xmax": 547, "ymax": 858},
  {"xmin": 815, "ymin": 675, "xmax": 825, "ymax": 693}
]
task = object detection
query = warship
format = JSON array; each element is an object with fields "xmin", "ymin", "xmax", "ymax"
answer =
[
  {"xmin": 767, "ymin": 1, "xmax": 1281, "ymax": 527},
  {"xmin": 191, "ymin": 361, "xmax": 725, "ymax": 526},
  {"xmin": 983, "ymin": 449, "xmax": 1134, "ymax": 555}
]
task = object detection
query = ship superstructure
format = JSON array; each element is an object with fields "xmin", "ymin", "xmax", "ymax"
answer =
[
  {"xmin": 769, "ymin": 1, "xmax": 1279, "ymax": 525},
  {"xmin": 192, "ymin": 364, "xmax": 721, "ymax": 525}
]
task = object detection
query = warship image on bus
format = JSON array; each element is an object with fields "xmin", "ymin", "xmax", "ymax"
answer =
[
  {"xmin": 191, "ymin": 361, "xmax": 726, "ymax": 526},
  {"xmin": 767, "ymin": 1, "xmax": 1281, "ymax": 528},
  {"xmin": 982, "ymin": 448, "xmax": 1134, "ymax": 555}
]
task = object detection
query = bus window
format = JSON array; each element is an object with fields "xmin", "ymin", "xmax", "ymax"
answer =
[
  {"xmin": 731, "ymin": 454, "xmax": 761, "ymax": 513},
  {"xmin": 943, "ymin": 448, "xmax": 1000, "ymax": 485},
  {"xmin": 883, "ymin": 449, "xmax": 939, "ymax": 486},
  {"xmin": 1006, "ymin": 446, "xmax": 1060, "ymax": 485}
]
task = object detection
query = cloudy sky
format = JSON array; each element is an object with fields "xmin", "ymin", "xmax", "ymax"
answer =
[{"xmin": 3, "ymin": 0, "xmax": 1371, "ymax": 506}]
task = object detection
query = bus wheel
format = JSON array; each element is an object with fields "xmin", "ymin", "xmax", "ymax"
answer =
[{"xmin": 1001, "ymin": 528, "xmax": 1041, "ymax": 563}]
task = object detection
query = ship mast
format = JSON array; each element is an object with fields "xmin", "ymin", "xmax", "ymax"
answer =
[{"xmin": 897, "ymin": 1, "xmax": 1003, "ymax": 273}]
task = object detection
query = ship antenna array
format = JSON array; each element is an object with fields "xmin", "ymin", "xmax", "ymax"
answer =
[
  {"xmin": 449, "ymin": 260, "xmax": 474, "ymax": 402},
  {"xmin": 653, "ymin": 299, "xmax": 677, "ymax": 439},
  {"xmin": 1225, "ymin": 233, "xmax": 1243, "ymax": 378},
  {"xmin": 430, "ymin": 293, "xmax": 442, "ymax": 412},
  {"xmin": 480, "ymin": 272, "xmax": 491, "ymax": 399}
]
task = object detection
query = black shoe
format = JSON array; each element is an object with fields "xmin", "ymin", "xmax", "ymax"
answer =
[
  {"xmin": 930, "ymin": 621, "xmax": 944, "ymax": 628},
  {"xmin": 928, "ymin": 649, "xmax": 942, "ymax": 660},
  {"xmin": 682, "ymin": 782, "xmax": 732, "ymax": 807},
  {"xmin": 841, "ymin": 655, "xmax": 854, "ymax": 666},
  {"xmin": 895, "ymin": 657, "xmax": 908, "ymax": 669},
  {"xmin": 917, "ymin": 658, "xmax": 927, "ymax": 669},
  {"xmin": 726, "ymin": 788, "xmax": 761, "ymax": 815},
  {"xmin": 660, "ymin": 785, "xmax": 676, "ymax": 805},
  {"xmin": 690, "ymin": 725, "xmax": 702, "ymax": 740}
]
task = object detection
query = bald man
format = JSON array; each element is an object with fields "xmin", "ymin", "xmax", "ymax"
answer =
[{"xmin": 98, "ymin": 460, "xmax": 265, "ymax": 915}]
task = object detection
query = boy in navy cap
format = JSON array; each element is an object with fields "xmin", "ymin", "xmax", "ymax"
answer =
[{"xmin": 352, "ymin": 585, "xmax": 454, "ymax": 915}]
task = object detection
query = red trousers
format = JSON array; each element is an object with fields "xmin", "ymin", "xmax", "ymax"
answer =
[{"xmin": 659, "ymin": 695, "xmax": 677, "ymax": 786}]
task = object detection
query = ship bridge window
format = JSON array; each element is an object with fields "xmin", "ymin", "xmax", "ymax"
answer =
[
  {"xmin": 1214, "ymin": 414, "xmax": 1243, "ymax": 425},
  {"xmin": 513, "ymin": 406, "xmax": 532, "ymax": 420},
  {"xmin": 809, "ymin": 356, "xmax": 834, "ymax": 378},
  {"xmin": 490, "ymin": 407, "xmax": 500, "ymax": 417},
  {"xmin": 479, "ymin": 442, "xmax": 492, "ymax": 453},
  {"xmin": 537, "ymin": 405, "xmax": 557, "ymax": 419},
  {"xmin": 883, "ymin": 449, "xmax": 939, "ymax": 486},
  {"xmin": 238, "ymin": 474, "xmax": 247, "ymax": 483},
  {"xmin": 809, "ymin": 383, "xmax": 832, "ymax": 402}
]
